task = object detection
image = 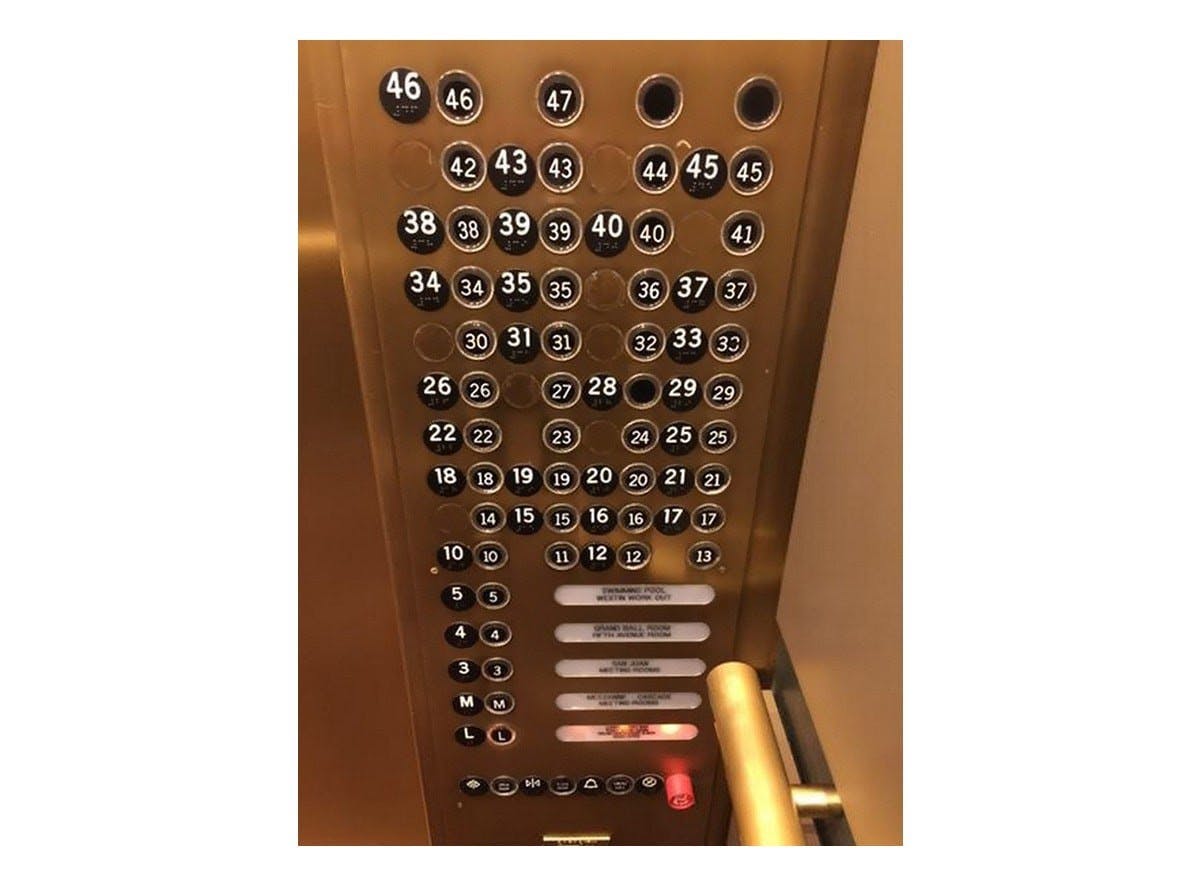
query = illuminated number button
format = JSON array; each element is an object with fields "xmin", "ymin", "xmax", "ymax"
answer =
[
  {"xmin": 493, "ymin": 208, "xmax": 538, "ymax": 255},
  {"xmin": 460, "ymin": 371, "xmax": 499, "ymax": 407},
  {"xmin": 619, "ymin": 503, "xmax": 652, "ymax": 534},
  {"xmin": 544, "ymin": 463, "xmax": 580, "ymax": 495},
  {"xmin": 480, "ymin": 622, "xmax": 511, "ymax": 647},
  {"xmin": 379, "ymin": 67, "xmax": 429, "ymax": 123},
  {"xmin": 468, "ymin": 462, "xmax": 503, "ymax": 495},
  {"xmin": 539, "ymin": 142, "xmax": 584, "ymax": 193},
  {"xmin": 700, "ymin": 419, "xmax": 737, "ymax": 454},
  {"xmin": 444, "ymin": 622, "xmax": 478, "ymax": 649},
  {"xmin": 583, "ymin": 374, "xmax": 622, "ymax": 411},
  {"xmin": 626, "ymin": 323, "xmax": 665, "ymax": 362},
  {"xmin": 454, "ymin": 725, "xmax": 485, "ymax": 747},
  {"xmin": 471, "ymin": 503, "xmax": 505, "ymax": 534},
  {"xmin": 465, "ymin": 418, "xmax": 502, "ymax": 454},
  {"xmin": 446, "ymin": 205, "xmax": 490, "ymax": 252},
  {"xmin": 541, "ymin": 267, "xmax": 582, "ymax": 310},
  {"xmin": 550, "ymin": 776, "xmax": 576, "ymax": 796},
  {"xmin": 542, "ymin": 322, "xmax": 582, "ymax": 361},
  {"xmin": 617, "ymin": 542, "xmax": 651, "ymax": 571},
  {"xmin": 546, "ymin": 504, "xmax": 579, "ymax": 533},
  {"xmin": 543, "ymin": 418, "xmax": 580, "ymax": 454},
  {"xmin": 483, "ymin": 658, "xmax": 513, "ymax": 682},
  {"xmin": 680, "ymin": 148, "xmax": 727, "ymax": 198},
  {"xmin": 537, "ymin": 71, "xmax": 583, "ymax": 126},
  {"xmin": 620, "ymin": 463, "xmax": 655, "ymax": 495},
  {"xmin": 634, "ymin": 144, "xmax": 677, "ymax": 194},
  {"xmin": 506, "ymin": 504, "xmax": 543, "ymax": 535},
  {"xmin": 456, "ymin": 320, "xmax": 496, "ymax": 360},
  {"xmin": 687, "ymin": 541, "xmax": 722, "ymax": 570},
  {"xmin": 485, "ymin": 691, "xmax": 515, "ymax": 715},
  {"xmin": 636, "ymin": 774, "xmax": 664, "ymax": 795},
  {"xmin": 418, "ymin": 373, "xmax": 457, "ymax": 410},
  {"xmin": 438, "ymin": 542, "xmax": 472, "ymax": 571},
  {"xmin": 580, "ymin": 541, "xmax": 614, "ymax": 572},
  {"xmin": 542, "ymin": 372, "xmax": 581, "ymax": 409},
  {"xmin": 722, "ymin": 211, "xmax": 763, "ymax": 255},
  {"xmin": 520, "ymin": 776, "xmax": 547, "ymax": 796},
  {"xmin": 696, "ymin": 464, "xmax": 731, "ymax": 495},
  {"xmin": 495, "ymin": 269, "xmax": 538, "ymax": 312},
  {"xmin": 581, "ymin": 504, "xmax": 617, "ymax": 535},
  {"xmin": 716, "ymin": 269, "xmax": 756, "ymax": 311},
  {"xmin": 487, "ymin": 145, "xmax": 534, "ymax": 196},
  {"xmin": 449, "ymin": 659, "xmax": 480, "ymax": 683},
  {"xmin": 622, "ymin": 419, "xmax": 658, "ymax": 454},
  {"xmin": 427, "ymin": 465, "xmax": 466, "ymax": 497},
  {"xmin": 606, "ymin": 774, "xmax": 635, "ymax": 795},
  {"xmin": 423, "ymin": 421, "xmax": 461, "ymax": 456},
  {"xmin": 655, "ymin": 505, "xmax": 690, "ymax": 535},
  {"xmin": 442, "ymin": 141, "xmax": 485, "ymax": 191},
  {"xmin": 506, "ymin": 460, "xmax": 544, "ymax": 496},
  {"xmin": 478, "ymin": 583, "xmax": 511, "ymax": 609},
  {"xmin": 663, "ymin": 376, "xmax": 701, "ymax": 412},
  {"xmin": 625, "ymin": 374, "xmax": 661, "ymax": 410},
  {"xmin": 460, "ymin": 776, "xmax": 489, "ymax": 797},
  {"xmin": 705, "ymin": 374, "xmax": 743, "ymax": 409},
  {"xmin": 546, "ymin": 541, "xmax": 579, "ymax": 570},
  {"xmin": 578, "ymin": 776, "xmax": 604, "ymax": 796},
  {"xmin": 540, "ymin": 207, "xmax": 582, "ymax": 254},
  {"xmin": 405, "ymin": 268, "xmax": 449, "ymax": 311},
  {"xmin": 667, "ymin": 325, "xmax": 707, "ymax": 364},
  {"xmin": 660, "ymin": 421, "xmax": 697, "ymax": 456},
  {"xmin": 730, "ymin": 146, "xmax": 772, "ymax": 195},
  {"xmin": 671, "ymin": 271, "xmax": 715, "ymax": 313},
  {"xmin": 585, "ymin": 210, "xmax": 629, "ymax": 258},
  {"xmin": 692, "ymin": 504, "xmax": 727, "ymax": 533},
  {"xmin": 441, "ymin": 583, "xmax": 476, "ymax": 612},
  {"xmin": 397, "ymin": 206, "xmax": 444, "ymax": 254},
  {"xmin": 491, "ymin": 776, "xmax": 519, "ymax": 796},
  {"xmin": 499, "ymin": 323, "xmax": 539, "ymax": 364},
  {"xmin": 453, "ymin": 693, "xmax": 483, "ymax": 716},
  {"xmin": 658, "ymin": 465, "xmax": 693, "ymax": 497},
  {"xmin": 629, "ymin": 268, "xmax": 669, "ymax": 310},
  {"xmin": 453, "ymin": 266, "xmax": 493, "ymax": 308},
  {"xmin": 711, "ymin": 324, "xmax": 749, "ymax": 362},
  {"xmin": 581, "ymin": 464, "xmax": 617, "ymax": 497},
  {"xmin": 632, "ymin": 209, "xmax": 673, "ymax": 255},
  {"xmin": 436, "ymin": 69, "xmax": 481, "ymax": 124},
  {"xmin": 474, "ymin": 541, "xmax": 508, "ymax": 570}
]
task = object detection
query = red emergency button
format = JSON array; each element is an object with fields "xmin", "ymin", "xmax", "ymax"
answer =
[{"xmin": 665, "ymin": 772, "xmax": 695, "ymax": 810}]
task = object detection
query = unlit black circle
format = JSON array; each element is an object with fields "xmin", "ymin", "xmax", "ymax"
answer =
[
  {"xmin": 379, "ymin": 67, "xmax": 430, "ymax": 123},
  {"xmin": 640, "ymin": 80, "xmax": 679, "ymax": 125},
  {"xmin": 738, "ymin": 80, "xmax": 779, "ymax": 127},
  {"xmin": 626, "ymin": 375, "xmax": 660, "ymax": 407}
]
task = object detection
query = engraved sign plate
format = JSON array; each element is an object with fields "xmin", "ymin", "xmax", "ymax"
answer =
[
  {"xmin": 555, "ymin": 622, "xmax": 711, "ymax": 642},
  {"xmin": 555, "ymin": 658, "xmax": 707, "ymax": 678},
  {"xmin": 555, "ymin": 691, "xmax": 703, "ymax": 711},
  {"xmin": 554, "ymin": 583, "xmax": 716, "ymax": 606},
  {"xmin": 556, "ymin": 723, "xmax": 701, "ymax": 742}
]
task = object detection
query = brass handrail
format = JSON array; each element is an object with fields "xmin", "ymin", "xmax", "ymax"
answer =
[{"xmin": 707, "ymin": 661, "xmax": 842, "ymax": 845}]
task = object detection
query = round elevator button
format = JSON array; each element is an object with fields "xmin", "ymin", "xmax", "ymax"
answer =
[
  {"xmin": 454, "ymin": 725, "xmax": 485, "ymax": 747},
  {"xmin": 460, "ymin": 776, "xmax": 489, "ymax": 796},
  {"xmin": 452, "ymin": 693, "xmax": 483, "ymax": 716},
  {"xmin": 578, "ymin": 776, "xmax": 604, "ymax": 796},
  {"xmin": 490, "ymin": 776, "xmax": 519, "ymax": 797},
  {"xmin": 606, "ymin": 774, "xmax": 635, "ymax": 795},
  {"xmin": 549, "ymin": 775, "xmax": 576, "ymax": 796},
  {"xmin": 488, "ymin": 724, "xmax": 516, "ymax": 746},
  {"xmin": 636, "ymin": 773, "xmax": 664, "ymax": 795},
  {"xmin": 520, "ymin": 776, "xmax": 548, "ymax": 796}
]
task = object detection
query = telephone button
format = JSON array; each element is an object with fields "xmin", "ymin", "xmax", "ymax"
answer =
[
  {"xmin": 520, "ymin": 776, "xmax": 548, "ymax": 796},
  {"xmin": 605, "ymin": 774, "xmax": 634, "ymax": 796},
  {"xmin": 452, "ymin": 693, "xmax": 484, "ymax": 716},
  {"xmin": 636, "ymin": 773, "xmax": 664, "ymax": 795},
  {"xmin": 490, "ymin": 775, "xmax": 519, "ymax": 797},
  {"xmin": 454, "ymin": 725, "xmax": 486, "ymax": 747},
  {"xmin": 578, "ymin": 775, "xmax": 604, "ymax": 796},
  {"xmin": 460, "ymin": 776, "xmax": 490, "ymax": 797},
  {"xmin": 549, "ymin": 775, "xmax": 577, "ymax": 796}
]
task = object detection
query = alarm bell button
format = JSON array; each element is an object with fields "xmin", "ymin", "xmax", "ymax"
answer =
[{"xmin": 665, "ymin": 772, "xmax": 695, "ymax": 810}]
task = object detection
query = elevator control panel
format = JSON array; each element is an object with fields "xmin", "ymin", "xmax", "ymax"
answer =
[{"xmin": 310, "ymin": 40, "xmax": 865, "ymax": 845}]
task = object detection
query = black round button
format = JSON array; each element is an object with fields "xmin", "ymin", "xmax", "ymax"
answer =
[
  {"xmin": 660, "ymin": 421, "xmax": 697, "ymax": 456},
  {"xmin": 465, "ymin": 418, "xmax": 502, "ymax": 453},
  {"xmin": 470, "ymin": 502, "xmax": 504, "ymax": 533},
  {"xmin": 634, "ymin": 144, "xmax": 676, "ymax": 194},
  {"xmin": 619, "ymin": 503, "xmax": 653, "ymax": 533},
  {"xmin": 580, "ymin": 541, "xmax": 614, "ymax": 572},
  {"xmin": 487, "ymin": 145, "xmax": 535, "ymax": 196},
  {"xmin": 622, "ymin": 419, "xmax": 658, "ymax": 453},
  {"xmin": 629, "ymin": 268, "xmax": 669, "ymax": 310},
  {"xmin": 405, "ymin": 268, "xmax": 450, "ymax": 310},
  {"xmin": 542, "ymin": 322, "xmax": 581, "ymax": 361},
  {"xmin": 606, "ymin": 774, "xmax": 635, "ymax": 795},
  {"xmin": 453, "ymin": 267, "xmax": 493, "ymax": 308},
  {"xmin": 444, "ymin": 621, "xmax": 477, "ymax": 649},
  {"xmin": 549, "ymin": 775, "xmax": 576, "ymax": 796},
  {"xmin": 723, "ymin": 211, "xmax": 764, "ymax": 255},
  {"xmin": 545, "ymin": 504, "xmax": 579, "ymax": 533},
  {"xmin": 455, "ymin": 320, "xmax": 495, "ymax": 360},
  {"xmin": 538, "ymin": 72, "xmax": 583, "ymax": 126},
  {"xmin": 379, "ymin": 67, "xmax": 429, "ymax": 123},
  {"xmin": 427, "ymin": 465, "xmax": 466, "ymax": 497},
  {"xmin": 625, "ymin": 375, "xmax": 660, "ymax": 409},
  {"xmin": 655, "ymin": 504, "xmax": 690, "ymax": 535},
  {"xmin": 488, "ymin": 725, "xmax": 516, "ymax": 745},
  {"xmin": 539, "ymin": 142, "xmax": 584, "ymax": 193},
  {"xmin": 474, "ymin": 541, "xmax": 508, "ymax": 570},
  {"xmin": 688, "ymin": 541, "xmax": 722, "ymax": 569},
  {"xmin": 418, "ymin": 373, "xmax": 458, "ymax": 410},
  {"xmin": 436, "ymin": 70, "xmax": 481, "ymax": 124},
  {"xmin": 499, "ymin": 323, "xmax": 539, "ymax": 363},
  {"xmin": 485, "ymin": 691, "xmax": 515, "ymax": 714},
  {"xmin": 541, "ymin": 268, "xmax": 582, "ymax": 310},
  {"xmin": 520, "ymin": 775, "xmax": 547, "ymax": 796},
  {"xmin": 460, "ymin": 775, "xmax": 489, "ymax": 796},
  {"xmin": 542, "ymin": 373, "xmax": 581, "ymax": 409},
  {"xmin": 618, "ymin": 542, "xmax": 651, "ymax": 570},
  {"xmin": 482, "ymin": 657, "xmax": 513, "ymax": 681},
  {"xmin": 700, "ymin": 419, "xmax": 736, "ymax": 453},
  {"xmin": 468, "ymin": 462, "xmax": 503, "ymax": 494},
  {"xmin": 632, "ymin": 209, "xmax": 673, "ymax": 255},
  {"xmin": 637, "ymin": 75, "xmax": 680, "ymax": 127},
  {"xmin": 680, "ymin": 148, "xmax": 727, "ymax": 198},
  {"xmin": 620, "ymin": 463, "xmax": 655, "ymax": 495},
  {"xmin": 581, "ymin": 504, "xmax": 617, "ymax": 535},
  {"xmin": 495, "ymin": 269, "xmax": 539, "ymax": 312},
  {"xmin": 717, "ymin": 270, "xmax": 756, "ymax": 311},
  {"xmin": 460, "ymin": 372, "xmax": 499, "ymax": 408},
  {"xmin": 584, "ymin": 210, "xmax": 629, "ymax": 257},
  {"xmin": 423, "ymin": 421, "xmax": 461, "ymax": 455},
  {"xmin": 448, "ymin": 659, "xmax": 480, "ymax": 683},
  {"xmin": 540, "ymin": 208, "xmax": 582, "ymax": 254},
  {"xmin": 657, "ymin": 465, "xmax": 693, "ymax": 497},
  {"xmin": 730, "ymin": 146, "xmax": 773, "ymax": 195},
  {"xmin": 506, "ymin": 504, "xmax": 543, "ymax": 535},
  {"xmin": 705, "ymin": 374, "xmax": 743, "ymax": 409},
  {"xmin": 663, "ymin": 376, "xmax": 701, "ymax": 412},
  {"xmin": 543, "ymin": 418, "xmax": 580, "ymax": 454},
  {"xmin": 442, "ymin": 141, "xmax": 485, "ymax": 191},
  {"xmin": 697, "ymin": 463, "xmax": 732, "ymax": 495},
  {"xmin": 490, "ymin": 775, "xmax": 519, "ymax": 796},
  {"xmin": 581, "ymin": 464, "xmax": 617, "ymax": 497},
  {"xmin": 437, "ymin": 541, "xmax": 472, "ymax": 570},
  {"xmin": 636, "ymin": 773, "xmax": 664, "ymax": 795},
  {"xmin": 493, "ymin": 208, "xmax": 538, "ymax": 255},
  {"xmin": 478, "ymin": 583, "xmax": 510, "ymax": 609},
  {"xmin": 737, "ymin": 77, "xmax": 781, "ymax": 129},
  {"xmin": 578, "ymin": 775, "xmax": 604, "ymax": 796},
  {"xmin": 446, "ymin": 205, "xmax": 489, "ymax": 252},
  {"xmin": 545, "ymin": 541, "xmax": 579, "ymax": 570},
  {"xmin": 544, "ymin": 463, "xmax": 580, "ymax": 495},
  {"xmin": 692, "ymin": 503, "xmax": 727, "ymax": 533},
  {"xmin": 397, "ymin": 206, "xmax": 444, "ymax": 254},
  {"xmin": 710, "ymin": 324, "xmax": 749, "ymax": 362},
  {"xmin": 626, "ymin": 323, "xmax": 665, "ymax": 362},
  {"xmin": 441, "ymin": 583, "xmax": 476, "ymax": 612},
  {"xmin": 671, "ymin": 271, "xmax": 715, "ymax": 313},
  {"xmin": 667, "ymin": 325, "xmax": 707, "ymax": 364},
  {"xmin": 583, "ymin": 374, "xmax": 622, "ymax": 411},
  {"xmin": 452, "ymin": 692, "xmax": 483, "ymax": 715}
]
